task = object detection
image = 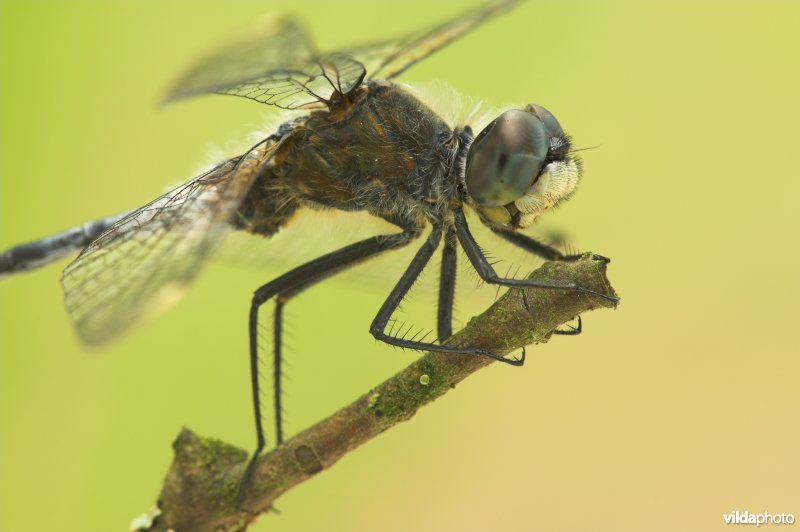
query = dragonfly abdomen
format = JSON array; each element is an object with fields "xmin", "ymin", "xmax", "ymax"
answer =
[{"xmin": 0, "ymin": 212, "xmax": 130, "ymax": 277}]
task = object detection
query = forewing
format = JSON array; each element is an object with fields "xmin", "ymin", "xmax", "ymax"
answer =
[
  {"xmin": 62, "ymin": 141, "xmax": 277, "ymax": 344},
  {"xmin": 163, "ymin": 17, "xmax": 365, "ymax": 110},
  {"xmin": 163, "ymin": 17, "xmax": 313, "ymax": 101},
  {"xmin": 163, "ymin": 1, "xmax": 515, "ymax": 109},
  {"xmin": 216, "ymin": 52, "xmax": 365, "ymax": 109},
  {"xmin": 348, "ymin": 0, "xmax": 518, "ymax": 81}
]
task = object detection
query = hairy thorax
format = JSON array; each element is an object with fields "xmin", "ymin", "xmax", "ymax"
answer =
[{"xmin": 236, "ymin": 81, "xmax": 458, "ymax": 236}]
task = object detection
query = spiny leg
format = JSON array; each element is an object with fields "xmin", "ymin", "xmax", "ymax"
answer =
[
  {"xmin": 553, "ymin": 315, "xmax": 582, "ymax": 336},
  {"xmin": 273, "ymin": 299, "xmax": 285, "ymax": 445},
  {"xmin": 238, "ymin": 226, "xmax": 421, "ymax": 508},
  {"xmin": 437, "ymin": 225, "xmax": 457, "ymax": 342},
  {"xmin": 369, "ymin": 225, "xmax": 525, "ymax": 366},
  {"xmin": 454, "ymin": 208, "xmax": 618, "ymax": 304},
  {"xmin": 493, "ymin": 226, "xmax": 610, "ymax": 264},
  {"xmin": 491, "ymin": 227, "xmax": 567, "ymax": 261}
]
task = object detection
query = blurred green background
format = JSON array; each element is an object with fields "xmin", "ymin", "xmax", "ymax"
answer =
[{"xmin": 1, "ymin": 1, "xmax": 798, "ymax": 531}]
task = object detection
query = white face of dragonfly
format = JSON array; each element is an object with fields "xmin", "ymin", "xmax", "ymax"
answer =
[
  {"xmin": 513, "ymin": 157, "xmax": 580, "ymax": 228},
  {"xmin": 464, "ymin": 104, "xmax": 581, "ymax": 229}
]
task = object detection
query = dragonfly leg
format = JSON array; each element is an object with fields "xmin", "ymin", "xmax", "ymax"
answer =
[
  {"xmin": 490, "ymin": 227, "xmax": 567, "ymax": 261},
  {"xmin": 454, "ymin": 208, "xmax": 618, "ymax": 305},
  {"xmin": 369, "ymin": 225, "xmax": 525, "ymax": 366},
  {"xmin": 492, "ymin": 227, "xmax": 609, "ymax": 264},
  {"xmin": 238, "ymin": 224, "xmax": 422, "ymax": 507},
  {"xmin": 437, "ymin": 225, "xmax": 457, "ymax": 342},
  {"xmin": 553, "ymin": 315, "xmax": 582, "ymax": 336}
]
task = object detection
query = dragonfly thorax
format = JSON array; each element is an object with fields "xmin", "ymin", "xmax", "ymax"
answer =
[{"xmin": 239, "ymin": 81, "xmax": 463, "ymax": 236}]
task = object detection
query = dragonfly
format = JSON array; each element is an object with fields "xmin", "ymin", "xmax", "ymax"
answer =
[{"xmin": 0, "ymin": 0, "xmax": 616, "ymax": 497}]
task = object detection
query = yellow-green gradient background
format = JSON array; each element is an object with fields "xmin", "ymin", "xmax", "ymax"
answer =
[{"xmin": 1, "ymin": 1, "xmax": 798, "ymax": 531}]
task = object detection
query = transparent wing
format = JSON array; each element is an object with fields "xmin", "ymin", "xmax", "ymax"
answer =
[
  {"xmin": 61, "ymin": 140, "xmax": 278, "ymax": 344},
  {"xmin": 214, "ymin": 52, "xmax": 366, "ymax": 109},
  {"xmin": 341, "ymin": 0, "xmax": 518, "ymax": 81},
  {"xmin": 163, "ymin": 17, "xmax": 313, "ymax": 102},
  {"xmin": 163, "ymin": 1, "xmax": 517, "ymax": 109},
  {"xmin": 163, "ymin": 17, "xmax": 365, "ymax": 110}
]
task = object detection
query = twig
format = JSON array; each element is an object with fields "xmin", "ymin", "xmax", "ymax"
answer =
[{"xmin": 140, "ymin": 253, "xmax": 618, "ymax": 531}]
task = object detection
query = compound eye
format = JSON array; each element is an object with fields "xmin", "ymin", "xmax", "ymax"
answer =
[
  {"xmin": 465, "ymin": 109, "xmax": 549, "ymax": 206},
  {"xmin": 525, "ymin": 103, "xmax": 564, "ymax": 138}
]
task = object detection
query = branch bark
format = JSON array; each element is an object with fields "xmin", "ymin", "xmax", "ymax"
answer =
[{"xmin": 139, "ymin": 253, "xmax": 618, "ymax": 531}]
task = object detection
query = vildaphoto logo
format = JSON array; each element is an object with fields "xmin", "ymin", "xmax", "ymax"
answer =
[{"xmin": 724, "ymin": 511, "xmax": 796, "ymax": 527}]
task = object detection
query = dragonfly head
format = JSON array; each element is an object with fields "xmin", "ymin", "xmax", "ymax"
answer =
[{"xmin": 464, "ymin": 104, "xmax": 580, "ymax": 229}]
